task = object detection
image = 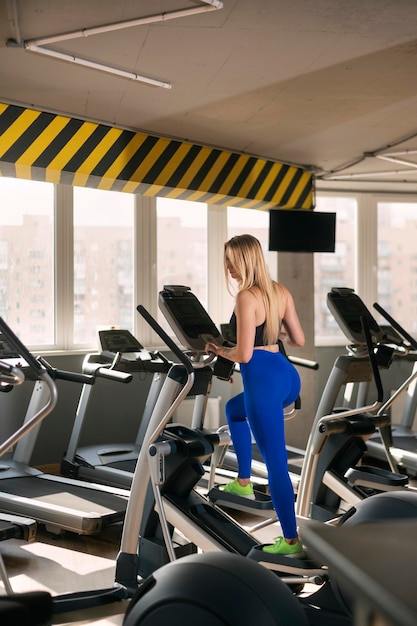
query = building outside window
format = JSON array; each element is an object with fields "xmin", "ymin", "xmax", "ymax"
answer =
[
  {"xmin": 156, "ymin": 197, "xmax": 208, "ymax": 334},
  {"xmin": 377, "ymin": 201, "xmax": 417, "ymax": 334},
  {"xmin": 2, "ymin": 175, "xmax": 417, "ymax": 351},
  {"xmin": 0, "ymin": 177, "xmax": 54, "ymax": 345},
  {"xmin": 73, "ymin": 187, "xmax": 134, "ymax": 345},
  {"xmin": 314, "ymin": 196, "xmax": 357, "ymax": 344}
]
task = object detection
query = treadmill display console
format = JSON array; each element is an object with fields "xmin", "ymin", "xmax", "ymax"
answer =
[
  {"xmin": 159, "ymin": 286, "xmax": 223, "ymax": 350},
  {"xmin": 0, "ymin": 333, "xmax": 21, "ymax": 359},
  {"xmin": 327, "ymin": 288, "xmax": 383, "ymax": 344},
  {"xmin": 159, "ymin": 286, "xmax": 235, "ymax": 380},
  {"xmin": 0, "ymin": 331, "xmax": 29, "ymax": 369},
  {"xmin": 98, "ymin": 329, "xmax": 144, "ymax": 353}
]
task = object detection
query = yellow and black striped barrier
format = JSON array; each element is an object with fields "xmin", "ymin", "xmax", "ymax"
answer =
[{"xmin": 0, "ymin": 102, "xmax": 314, "ymax": 209}]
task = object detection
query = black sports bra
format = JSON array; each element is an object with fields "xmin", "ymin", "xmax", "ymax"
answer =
[{"xmin": 229, "ymin": 312, "xmax": 273, "ymax": 347}]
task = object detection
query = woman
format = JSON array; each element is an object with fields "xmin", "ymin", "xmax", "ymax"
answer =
[{"xmin": 205, "ymin": 234, "xmax": 305, "ymax": 556}]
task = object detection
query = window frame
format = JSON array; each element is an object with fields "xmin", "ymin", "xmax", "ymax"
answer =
[
  {"xmin": 2, "ymin": 177, "xmax": 417, "ymax": 352},
  {"xmin": 314, "ymin": 190, "xmax": 417, "ymax": 346}
]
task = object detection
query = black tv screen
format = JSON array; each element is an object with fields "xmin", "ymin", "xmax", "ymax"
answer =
[{"xmin": 269, "ymin": 210, "xmax": 336, "ymax": 253}]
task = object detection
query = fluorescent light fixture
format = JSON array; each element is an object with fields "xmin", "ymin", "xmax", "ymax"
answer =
[
  {"xmin": 25, "ymin": 44, "xmax": 172, "ymax": 89},
  {"xmin": 9, "ymin": 1, "xmax": 224, "ymax": 89}
]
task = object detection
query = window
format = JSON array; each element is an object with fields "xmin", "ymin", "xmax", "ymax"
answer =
[
  {"xmin": 3, "ymin": 173, "xmax": 417, "ymax": 351},
  {"xmin": 73, "ymin": 187, "xmax": 134, "ymax": 345},
  {"xmin": 156, "ymin": 198, "xmax": 208, "ymax": 334},
  {"xmin": 314, "ymin": 196, "xmax": 357, "ymax": 343},
  {"xmin": 377, "ymin": 201, "xmax": 417, "ymax": 333},
  {"xmin": 314, "ymin": 194, "xmax": 417, "ymax": 344},
  {"xmin": 0, "ymin": 178, "xmax": 54, "ymax": 345},
  {"xmin": 227, "ymin": 206, "xmax": 277, "ymax": 279},
  {"xmin": 224, "ymin": 207, "xmax": 277, "ymax": 324}
]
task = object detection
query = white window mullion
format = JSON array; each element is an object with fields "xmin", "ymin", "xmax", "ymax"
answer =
[
  {"xmin": 55, "ymin": 184, "xmax": 74, "ymax": 350},
  {"xmin": 207, "ymin": 204, "xmax": 228, "ymax": 327},
  {"xmin": 135, "ymin": 195, "xmax": 157, "ymax": 347},
  {"xmin": 356, "ymin": 193, "xmax": 378, "ymax": 309}
]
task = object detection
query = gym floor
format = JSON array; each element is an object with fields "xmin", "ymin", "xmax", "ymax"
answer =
[
  {"xmin": 1, "ymin": 521, "xmax": 129, "ymax": 625},
  {"xmin": 4, "ymin": 467, "xmax": 410, "ymax": 625},
  {"xmin": 0, "ymin": 478, "xmax": 285, "ymax": 626}
]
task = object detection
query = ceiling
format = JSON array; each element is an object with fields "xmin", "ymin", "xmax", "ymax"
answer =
[{"xmin": 2, "ymin": 0, "xmax": 417, "ymax": 193}]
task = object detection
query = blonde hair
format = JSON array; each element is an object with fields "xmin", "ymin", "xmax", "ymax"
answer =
[{"xmin": 224, "ymin": 234, "xmax": 280, "ymax": 345}]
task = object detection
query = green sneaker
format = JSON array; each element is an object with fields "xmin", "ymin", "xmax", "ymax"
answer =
[
  {"xmin": 218, "ymin": 478, "xmax": 255, "ymax": 500},
  {"xmin": 262, "ymin": 536, "xmax": 305, "ymax": 558}
]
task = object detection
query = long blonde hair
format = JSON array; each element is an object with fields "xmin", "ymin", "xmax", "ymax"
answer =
[{"xmin": 224, "ymin": 234, "xmax": 280, "ymax": 345}]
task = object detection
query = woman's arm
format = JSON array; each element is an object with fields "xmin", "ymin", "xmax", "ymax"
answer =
[{"xmin": 280, "ymin": 288, "xmax": 305, "ymax": 347}]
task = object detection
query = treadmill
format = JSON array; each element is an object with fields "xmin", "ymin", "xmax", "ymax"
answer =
[
  {"xmin": 61, "ymin": 328, "xmax": 172, "ymax": 489},
  {"xmin": 365, "ymin": 302, "xmax": 417, "ymax": 475},
  {"xmin": 0, "ymin": 317, "xmax": 132, "ymax": 536},
  {"xmin": 322, "ymin": 288, "xmax": 417, "ymax": 476},
  {"xmin": 0, "ymin": 358, "xmax": 39, "ymax": 595}
]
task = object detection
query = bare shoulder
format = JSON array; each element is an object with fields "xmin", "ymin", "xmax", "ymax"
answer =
[
  {"xmin": 236, "ymin": 288, "xmax": 258, "ymax": 306},
  {"xmin": 273, "ymin": 281, "xmax": 295, "ymax": 316}
]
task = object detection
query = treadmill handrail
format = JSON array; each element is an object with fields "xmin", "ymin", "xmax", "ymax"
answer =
[
  {"xmin": 0, "ymin": 370, "xmax": 58, "ymax": 458},
  {"xmin": 0, "ymin": 360, "xmax": 25, "ymax": 387},
  {"xmin": 288, "ymin": 355, "xmax": 319, "ymax": 370},
  {"xmin": 38, "ymin": 355, "xmax": 132, "ymax": 385},
  {"xmin": 0, "ymin": 322, "xmax": 131, "ymax": 613}
]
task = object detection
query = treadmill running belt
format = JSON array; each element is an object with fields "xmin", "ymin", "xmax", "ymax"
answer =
[
  {"xmin": 391, "ymin": 437, "xmax": 417, "ymax": 453},
  {"xmin": 106, "ymin": 459, "xmax": 137, "ymax": 473},
  {"xmin": 0, "ymin": 477, "xmax": 127, "ymax": 517},
  {"xmin": 372, "ymin": 434, "xmax": 417, "ymax": 453},
  {"xmin": 0, "ymin": 520, "xmax": 27, "ymax": 541}
]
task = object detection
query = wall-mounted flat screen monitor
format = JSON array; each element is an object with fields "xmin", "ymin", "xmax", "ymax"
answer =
[{"xmin": 269, "ymin": 210, "xmax": 336, "ymax": 253}]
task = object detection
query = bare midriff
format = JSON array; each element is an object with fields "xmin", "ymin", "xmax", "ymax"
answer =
[{"xmin": 253, "ymin": 345, "xmax": 279, "ymax": 353}]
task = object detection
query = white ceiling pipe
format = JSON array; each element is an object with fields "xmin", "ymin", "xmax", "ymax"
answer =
[
  {"xmin": 377, "ymin": 149, "xmax": 417, "ymax": 157},
  {"xmin": 376, "ymin": 154, "xmax": 417, "ymax": 169},
  {"xmin": 26, "ymin": 44, "xmax": 172, "ymax": 89},
  {"xmin": 25, "ymin": 2, "xmax": 224, "ymax": 47},
  {"xmin": 324, "ymin": 168, "xmax": 417, "ymax": 180},
  {"xmin": 201, "ymin": 0, "xmax": 223, "ymax": 7}
]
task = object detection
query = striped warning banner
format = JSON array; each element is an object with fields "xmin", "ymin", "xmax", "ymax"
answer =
[{"xmin": 0, "ymin": 102, "xmax": 314, "ymax": 209}]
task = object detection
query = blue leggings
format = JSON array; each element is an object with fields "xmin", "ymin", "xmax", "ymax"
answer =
[{"xmin": 225, "ymin": 350, "xmax": 300, "ymax": 539}]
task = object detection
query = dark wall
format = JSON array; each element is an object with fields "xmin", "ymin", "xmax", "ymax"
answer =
[
  {"xmin": 1, "ymin": 347, "xmax": 415, "ymax": 467},
  {"xmin": 0, "ymin": 354, "xmax": 154, "ymax": 466},
  {"xmin": 0, "ymin": 352, "xmax": 241, "ymax": 467}
]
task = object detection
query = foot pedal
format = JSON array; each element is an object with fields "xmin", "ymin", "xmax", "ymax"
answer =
[{"xmin": 208, "ymin": 485, "xmax": 274, "ymax": 516}]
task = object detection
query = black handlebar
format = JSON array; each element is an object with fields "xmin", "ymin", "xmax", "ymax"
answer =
[
  {"xmin": 37, "ymin": 356, "xmax": 95, "ymax": 385},
  {"xmin": 361, "ymin": 315, "xmax": 384, "ymax": 403},
  {"xmin": 373, "ymin": 302, "xmax": 417, "ymax": 352},
  {"xmin": 319, "ymin": 413, "xmax": 390, "ymax": 435},
  {"xmin": 137, "ymin": 305, "xmax": 194, "ymax": 375},
  {"xmin": 37, "ymin": 356, "xmax": 132, "ymax": 385},
  {"xmin": 0, "ymin": 319, "xmax": 132, "ymax": 386}
]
